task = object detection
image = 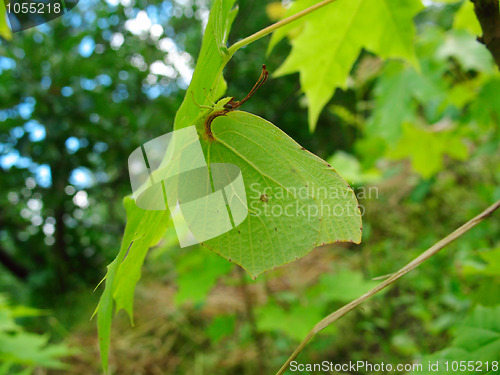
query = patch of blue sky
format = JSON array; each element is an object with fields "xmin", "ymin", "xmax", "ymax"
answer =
[
  {"xmin": 104, "ymin": 0, "xmax": 119, "ymax": 7},
  {"xmin": 0, "ymin": 150, "xmax": 51, "ymax": 187},
  {"xmin": 80, "ymin": 77, "xmax": 97, "ymax": 91},
  {"xmin": 24, "ymin": 121, "xmax": 46, "ymax": 142},
  {"xmin": 63, "ymin": 12, "xmax": 83, "ymax": 28},
  {"xmin": 61, "ymin": 86, "xmax": 74, "ymax": 96},
  {"xmin": 93, "ymin": 142, "xmax": 108, "ymax": 153},
  {"xmin": 41, "ymin": 76, "xmax": 52, "ymax": 89},
  {"xmin": 69, "ymin": 167, "xmax": 94, "ymax": 189},
  {"xmin": 96, "ymin": 74, "xmax": 112, "ymax": 86},
  {"xmin": 79, "ymin": 35, "xmax": 95, "ymax": 58},
  {"xmin": 0, "ymin": 151, "xmax": 20, "ymax": 169},
  {"xmin": 18, "ymin": 98, "xmax": 36, "ymax": 119},
  {"xmin": 0, "ymin": 57, "xmax": 16, "ymax": 74},
  {"xmin": 11, "ymin": 127, "xmax": 24, "ymax": 138},
  {"xmin": 35, "ymin": 164, "xmax": 52, "ymax": 188},
  {"xmin": 65, "ymin": 137, "xmax": 81, "ymax": 154}
]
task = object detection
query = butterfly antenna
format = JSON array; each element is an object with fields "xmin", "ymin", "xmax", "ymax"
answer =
[{"xmin": 237, "ymin": 64, "xmax": 269, "ymax": 107}]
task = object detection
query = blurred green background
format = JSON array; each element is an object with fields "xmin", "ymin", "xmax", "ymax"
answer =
[{"xmin": 0, "ymin": 0, "xmax": 499, "ymax": 373}]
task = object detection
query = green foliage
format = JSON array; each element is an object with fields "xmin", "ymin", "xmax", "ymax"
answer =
[
  {"xmin": 0, "ymin": 295, "xmax": 72, "ymax": 374},
  {"xmin": 2, "ymin": 0, "xmax": 500, "ymax": 373},
  {"xmin": 272, "ymin": 0, "xmax": 423, "ymax": 130},
  {"xmin": 460, "ymin": 244, "xmax": 500, "ymax": 308},
  {"xmin": 389, "ymin": 122, "xmax": 468, "ymax": 178},
  {"xmin": 256, "ymin": 269, "xmax": 381, "ymax": 341},
  {"xmin": 366, "ymin": 60, "xmax": 426, "ymax": 143},
  {"xmin": 327, "ymin": 151, "xmax": 381, "ymax": 185},
  {"xmin": 91, "ymin": 0, "xmax": 238, "ymax": 368},
  {"xmin": 475, "ymin": 248, "xmax": 500, "ymax": 276},
  {"xmin": 0, "ymin": 1, "xmax": 10, "ymax": 41},
  {"xmin": 94, "ymin": 0, "xmax": 241, "ymax": 369},
  {"xmin": 471, "ymin": 78, "xmax": 500, "ymax": 125},
  {"xmin": 360, "ymin": 23, "xmax": 497, "ymax": 178},
  {"xmin": 173, "ymin": 0, "xmax": 237, "ymax": 131},
  {"xmin": 0, "ymin": 0, "xmax": 191, "ymax": 299},
  {"xmin": 96, "ymin": 197, "xmax": 169, "ymax": 371},
  {"xmin": 463, "ymin": 247, "xmax": 500, "ymax": 278},
  {"xmin": 411, "ymin": 305, "xmax": 500, "ymax": 374},
  {"xmin": 437, "ymin": 29, "xmax": 494, "ymax": 72},
  {"xmin": 453, "ymin": 0, "xmax": 482, "ymax": 36},
  {"xmin": 206, "ymin": 314, "xmax": 236, "ymax": 343},
  {"xmin": 96, "ymin": 0, "xmax": 362, "ymax": 367},
  {"xmin": 257, "ymin": 301, "xmax": 324, "ymax": 341},
  {"xmin": 309, "ymin": 269, "xmax": 381, "ymax": 303},
  {"xmin": 90, "ymin": 0, "xmax": 500, "ymax": 371},
  {"xmin": 175, "ymin": 248, "xmax": 233, "ymax": 306}
]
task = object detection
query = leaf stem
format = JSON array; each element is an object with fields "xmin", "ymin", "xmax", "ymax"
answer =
[
  {"xmin": 227, "ymin": 0, "xmax": 337, "ymax": 56},
  {"xmin": 276, "ymin": 199, "xmax": 500, "ymax": 375}
]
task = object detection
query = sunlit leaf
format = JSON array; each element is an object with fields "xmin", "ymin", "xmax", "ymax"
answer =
[
  {"xmin": 437, "ymin": 30, "xmax": 494, "ymax": 72},
  {"xmin": 95, "ymin": 197, "xmax": 169, "ymax": 371},
  {"xmin": 272, "ymin": 0, "xmax": 423, "ymax": 130},
  {"xmin": 453, "ymin": 0, "xmax": 482, "ymax": 36},
  {"xmin": 0, "ymin": 1, "xmax": 11, "ymax": 41},
  {"xmin": 267, "ymin": 0, "xmax": 315, "ymax": 54},
  {"xmin": 173, "ymin": 0, "xmax": 237, "ymax": 131}
]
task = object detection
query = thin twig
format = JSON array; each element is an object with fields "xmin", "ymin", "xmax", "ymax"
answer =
[
  {"xmin": 227, "ymin": 0, "xmax": 337, "ymax": 56},
  {"xmin": 276, "ymin": 199, "xmax": 500, "ymax": 375}
]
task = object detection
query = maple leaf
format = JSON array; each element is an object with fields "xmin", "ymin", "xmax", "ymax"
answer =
[{"xmin": 273, "ymin": 0, "xmax": 423, "ymax": 130}]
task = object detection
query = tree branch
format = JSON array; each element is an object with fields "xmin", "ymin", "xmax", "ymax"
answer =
[
  {"xmin": 276, "ymin": 199, "xmax": 500, "ymax": 375},
  {"xmin": 472, "ymin": 0, "xmax": 500, "ymax": 68}
]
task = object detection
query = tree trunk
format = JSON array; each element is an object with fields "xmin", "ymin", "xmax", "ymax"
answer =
[{"xmin": 473, "ymin": 0, "xmax": 500, "ymax": 68}]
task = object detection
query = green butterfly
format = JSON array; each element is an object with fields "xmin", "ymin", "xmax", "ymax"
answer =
[{"xmin": 193, "ymin": 66, "xmax": 362, "ymax": 278}]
